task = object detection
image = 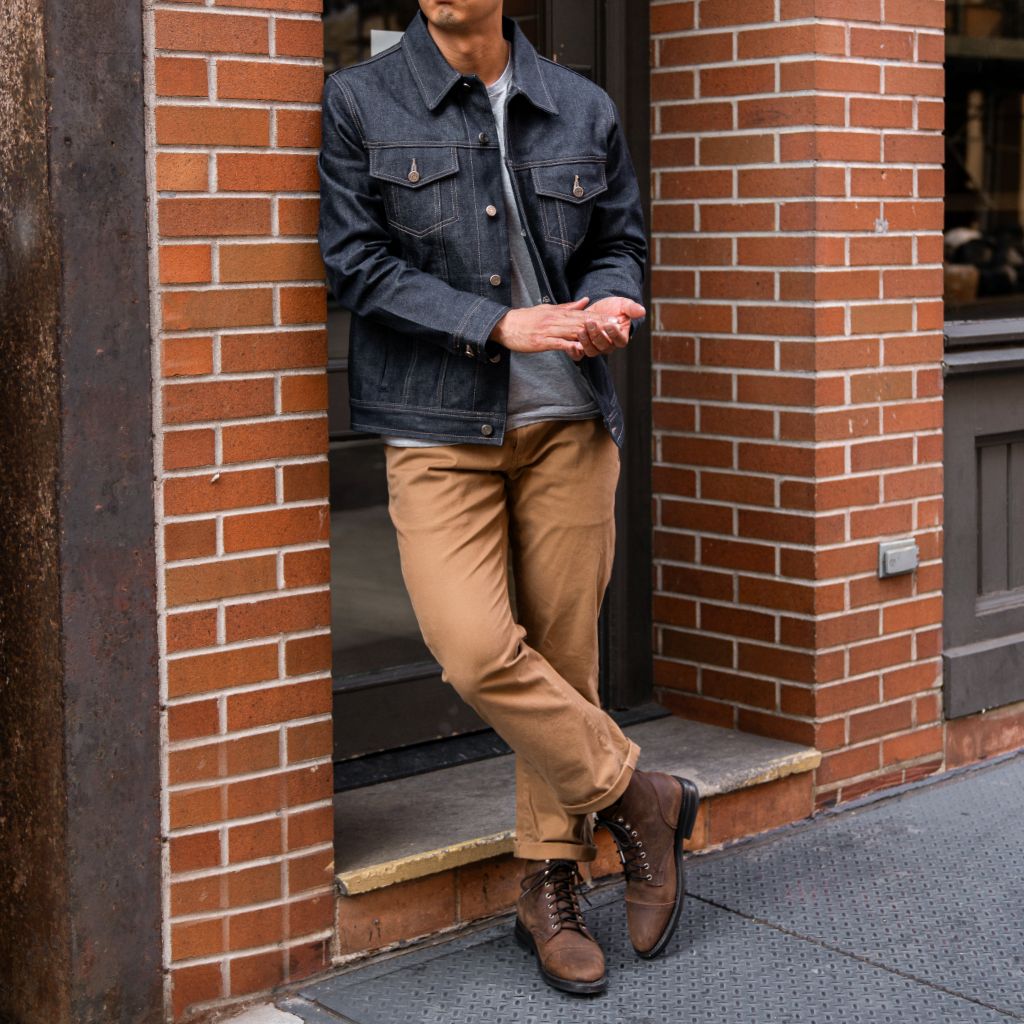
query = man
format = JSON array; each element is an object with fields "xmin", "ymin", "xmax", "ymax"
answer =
[{"xmin": 317, "ymin": 0, "xmax": 700, "ymax": 996}]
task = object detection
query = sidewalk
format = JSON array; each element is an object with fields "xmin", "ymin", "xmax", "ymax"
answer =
[{"xmin": 245, "ymin": 752, "xmax": 1023, "ymax": 1024}]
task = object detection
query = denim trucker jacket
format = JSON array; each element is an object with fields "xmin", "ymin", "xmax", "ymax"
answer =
[{"xmin": 317, "ymin": 10, "xmax": 647, "ymax": 447}]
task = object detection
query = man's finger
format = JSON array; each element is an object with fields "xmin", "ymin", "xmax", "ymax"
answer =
[
  {"xmin": 558, "ymin": 297, "xmax": 589, "ymax": 310},
  {"xmin": 586, "ymin": 319, "xmax": 612, "ymax": 353}
]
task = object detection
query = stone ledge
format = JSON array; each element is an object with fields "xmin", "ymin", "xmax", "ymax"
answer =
[{"xmin": 334, "ymin": 716, "xmax": 820, "ymax": 895}]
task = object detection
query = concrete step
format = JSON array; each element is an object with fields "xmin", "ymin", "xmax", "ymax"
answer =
[{"xmin": 334, "ymin": 716, "xmax": 820, "ymax": 896}]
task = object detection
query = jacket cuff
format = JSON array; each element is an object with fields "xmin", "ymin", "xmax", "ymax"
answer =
[{"xmin": 452, "ymin": 296, "xmax": 511, "ymax": 363}]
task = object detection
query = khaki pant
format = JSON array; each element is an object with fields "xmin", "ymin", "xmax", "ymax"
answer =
[{"xmin": 384, "ymin": 416, "xmax": 641, "ymax": 862}]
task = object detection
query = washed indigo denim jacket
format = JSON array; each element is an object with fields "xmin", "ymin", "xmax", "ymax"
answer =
[{"xmin": 317, "ymin": 10, "xmax": 647, "ymax": 447}]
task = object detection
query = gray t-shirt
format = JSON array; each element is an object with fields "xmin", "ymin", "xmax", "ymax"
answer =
[{"xmin": 382, "ymin": 55, "xmax": 599, "ymax": 448}]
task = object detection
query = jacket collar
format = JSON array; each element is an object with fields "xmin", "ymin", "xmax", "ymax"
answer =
[{"xmin": 402, "ymin": 10, "xmax": 559, "ymax": 115}]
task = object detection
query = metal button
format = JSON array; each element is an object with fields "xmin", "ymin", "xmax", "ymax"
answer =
[
  {"xmin": 478, "ymin": 132, "xmax": 490, "ymax": 145},
  {"xmin": 463, "ymin": 343, "xmax": 475, "ymax": 358},
  {"xmin": 489, "ymin": 274, "xmax": 501, "ymax": 286},
  {"xmin": 488, "ymin": 352, "xmax": 501, "ymax": 363},
  {"xmin": 485, "ymin": 204, "xmax": 497, "ymax": 217},
  {"xmin": 481, "ymin": 423, "xmax": 494, "ymax": 436},
  {"xmin": 541, "ymin": 295, "xmax": 552, "ymax": 303}
]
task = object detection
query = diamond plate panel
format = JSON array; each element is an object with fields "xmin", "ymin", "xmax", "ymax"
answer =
[
  {"xmin": 286, "ymin": 756, "xmax": 1024, "ymax": 1024},
  {"xmin": 291, "ymin": 895, "xmax": 1011, "ymax": 1024},
  {"xmin": 687, "ymin": 756, "xmax": 1024, "ymax": 1018}
]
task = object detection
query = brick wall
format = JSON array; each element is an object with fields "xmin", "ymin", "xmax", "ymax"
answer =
[
  {"xmin": 142, "ymin": 1, "xmax": 335, "ymax": 1016},
  {"xmin": 649, "ymin": 0, "xmax": 946, "ymax": 808}
]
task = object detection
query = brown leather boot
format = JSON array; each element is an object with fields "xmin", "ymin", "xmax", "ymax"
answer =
[
  {"xmin": 596, "ymin": 770, "xmax": 700, "ymax": 959},
  {"xmin": 514, "ymin": 859, "xmax": 607, "ymax": 995}
]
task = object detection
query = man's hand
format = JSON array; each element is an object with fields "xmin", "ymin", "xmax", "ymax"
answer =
[
  {"xmin": 573, "ymin": 296, "xmax": 646, "ymax": 360},
  {"xmin": 490, "ymin": 298, "xmax": 590, "ymax": 357}
]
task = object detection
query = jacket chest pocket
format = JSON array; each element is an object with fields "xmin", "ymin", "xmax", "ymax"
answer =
[
  {"xmin": 531, "ymin": 160, "xmax": 608, "ymax": 251},
  {"xmin": 368, "ymin": 145, "xmax": 460, "ymax": 237}
]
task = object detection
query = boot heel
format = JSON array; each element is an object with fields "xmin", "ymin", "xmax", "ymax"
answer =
[{"xmin": 673, "ymin": 776, "xmax": 700, "ymax": 841}]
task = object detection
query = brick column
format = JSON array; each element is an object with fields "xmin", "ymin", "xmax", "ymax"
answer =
[
  {"xmin": 143, "ymin": 3, "xmax": 334, "ymax": 1016},
  {"xmin": 650, "ymin": 1, "xmax": 945, "ymax": 807}
]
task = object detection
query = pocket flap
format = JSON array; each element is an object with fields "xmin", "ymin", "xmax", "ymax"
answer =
[
  {"xmin": 369, "ymin": 145, "xmax": 459, "ymax": 189},
  {"xmin": 531, "ymin": 161, "xmax": 608, "ymax": 204}
]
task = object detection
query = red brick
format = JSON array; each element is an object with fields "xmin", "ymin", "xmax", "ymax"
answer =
[
  {"xmin": 220, "ymin": 242, "xmax": 324, "ymax": 283},
  {"xmin": 651, "ymin": 0, "xmax": 695, "ymax": 33},
  {"xmin": 658, "ymin": 32, "xmax": 733, "ymax": 67},
  {"xmin": 850, "ymin": 97, "xmax": 913, "ymax": 129},
  {"xmin": 166, "ymin": 555, "xmax": 278, "ymax": 607},
  {"xmin": 156, "ymin": 106, "xmax": 270, "ymax": 146},
  {"xmin": 225, "ymin": 676, "xmax": 330, "ymax": 730},
  {"xmin": 155, "ymin": 10, "xmax": 269, "ymax": 54},
  {"xmin": 218, "ymin": 153, "xmax": 318, "ymax": 192},
  {"xmin": 883, "ymin": 595, "xmax": 942, "ymax": 633},
  {"xmin": 167, "ymin": 609, "xmax": 218, "ymax": 653},
  {"xmin": 738, "ymin": 23, "xmax": 845, "ymax": 59},
  {"xmin": 817, "ymin": 742, "xmax": 880, "ymax": 786},
  {"xmin": 850, "ymin": 26, "xmax": 914, "ymax": 60},
  {"xmin": 223, "ymin": 505, "xmax": 329, "ymax": 552},
  {"xmin": 162, "ymin": 336, "xmax": 214, "ymax": 377},
  {"xmin": 882, "ymin": 725, "xmax": 944, "ymax": 765},
  {"xmin": 160, "ymin": 197, "xmax": 272, "ymax": 238},
  {"xmin": 156, "ymin": 56, "xmax": 209, "ymax": 97},
  {"xmin": 167, "ymin": 643, "xmax": 278, "ymax": 698},
  {"xmin": 163, "ymin": 520, "xmax": 215, "ymax": 565},
  {"xmin": 280, "ymin": 285, "xmax": 327, "ymax": 324},
  {"xmin": 225, "ymin": 591, "xmax": 331, "ymax": 643},
  {"xmin": 163, "ymin": 468, "xmax": 276, "ymax": 516},
  {"xmin": 228, "ymin": 950, "xmax": 284, "ymax": 998},
  {"xmin": 168, "ymin": 698, "xmax": 220, "ymax": 742},
  {"xmin": 275, "ymin": 18, "xmax": 324, "ymax": 57},
  {"xmin": 163, "ymin": 288, "xmax": 274, "ymax": 331},
  {"xmin": 171, "ymin": 963, "xmax": 223, "ymax": 1019},
  {"xmin": 886, "ymin": 65, "xmax": 944, "ymax": 97},
  {"xmin": 221, "ymin": 329, "xmax": 326, "ymax": 372},
  {"xmin": 278, "ymin": 196, "xmax": 321, "ymax": 234},
  {"xmin": 164, "ymin": 378, "xmax": 275, "ymax": 424},
  {"xmin": 160, "ymin": 243, "xmax": 213, "ymax": 285},
  {"xmin": 218, "ymin": 0, "xmax": 322, "ymax": 10},
  {"xmin": 276, "ymin": 112, "xmax": 319, "ymax": 151},
  {"xmin": 848, "ymin": 634, "xmax": 913, "ymax": 675},
  {"xmin": 221, "ymin": 417, "xmax": 327, "ymax": 463},
  {"xmin": 217, "ymin": 59, "xmax": 322, "ymax": 102},
  {"xmin": 284, "ymin": 548, "xmax": 330, "ymax": 588},
  {"xmin": 659, "ymin": 100, "xmax": 733, "ymax": 134},
  {"xmin": 701, "ymin": 65, "xmax": 775, "ymax": 99},
  {"xmin": 157, "ymin": 152, "xmax": 209, "ymax": 191}
]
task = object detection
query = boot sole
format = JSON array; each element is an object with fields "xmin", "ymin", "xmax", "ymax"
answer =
[
  {"xmin": 635, "ymin": 775, "xmax": 700, "ymax": 961},
  {"xmin": 513, "ymin": 917, "xmax": 608, "ymax": 996}
]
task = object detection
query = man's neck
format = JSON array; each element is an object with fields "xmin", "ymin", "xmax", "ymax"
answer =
[{"xmin": 425, "ymin": 16, "xmax": 510, "ymax": 88}]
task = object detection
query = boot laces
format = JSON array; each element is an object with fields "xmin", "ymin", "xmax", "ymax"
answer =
[
  {"xmin": 521, "ymin": 859, "xmax": 593, "ymax": 935},
  {"xmin": 600, "ymin": 815, "xmax": 653, "ymax": 882}
]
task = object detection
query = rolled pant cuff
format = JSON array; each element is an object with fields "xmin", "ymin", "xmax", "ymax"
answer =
[
  {"xmin": 514, "ymin": 839, "xmax": 599, "ymax": 863},
  {"xmin": 559, "ymin": 738, "xmax": 641, "ymax": 817}
]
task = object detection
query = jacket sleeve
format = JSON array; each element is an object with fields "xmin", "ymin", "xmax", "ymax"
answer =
[
  {"xmin": 570, "ymin": 93, "xmax": 648, "ymax": 339},
  {"xmin": 317, "ymin": 74, "xmax": 508, "ymax": 362}
]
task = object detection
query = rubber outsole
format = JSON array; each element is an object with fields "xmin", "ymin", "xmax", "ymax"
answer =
[
  {"xmin": 634, "ymin": 775, "xmax": 701, "ymax": 960},
  {"xmin": 513, "ymin": 917, "xmax": 608, "ymax": 996}
]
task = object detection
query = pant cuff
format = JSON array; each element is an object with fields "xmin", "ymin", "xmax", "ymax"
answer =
[
  {"xmin": 559, "ymin": 738, "xmax": 641, "ymax": 817},
  {"xmin": 514, "ymin": 839, "xmax": 599, "ymax": 863}
]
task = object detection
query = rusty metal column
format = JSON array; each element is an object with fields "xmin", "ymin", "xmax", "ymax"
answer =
[{"xmin": 0, "ymin": 0, "xmax": 163, "ymax": 1020}]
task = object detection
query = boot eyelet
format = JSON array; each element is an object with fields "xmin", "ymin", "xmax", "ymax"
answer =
[
  {"xmin": 615, "ymin": 816, "xmax": 624, "ymax": 823},
  {"xmin": 630, "ymin": 830, "xmax": 638, "ymax": 837},
  {"xmin": 643, "ymin": 862, "xmax": 650, "ymax": 869},
  {"xmin": 646, "ymin": 873, "xmax": 653, "ymax": 880},
  {"xmin": 551, "ymin": 923, "xmax": 558, "ymax": 929}
]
